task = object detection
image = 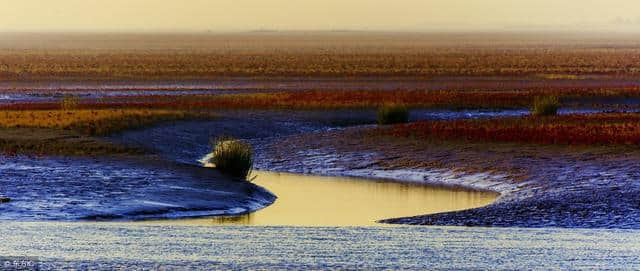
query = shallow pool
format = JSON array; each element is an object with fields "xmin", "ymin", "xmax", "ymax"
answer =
[{"xmin": 158, "ymin": 170, "xmax": 499, "ymax": 227}]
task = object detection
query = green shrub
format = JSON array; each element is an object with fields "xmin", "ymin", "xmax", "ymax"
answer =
[
  {"xmin": 209, "ymin": 136, "xmax": 253, "ymax": 180},
  {"xmin": 377, "ymin": 105, "xmax": 409, "ymax": 125},
  {"xmin": 531, "ymin": 96, "xmax": 560, "ymax": 116}
]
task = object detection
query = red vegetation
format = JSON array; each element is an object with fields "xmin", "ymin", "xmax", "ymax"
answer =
[
  {"xmin": 389, "ymin": 114, "xmax": 640, "ymax": 145},
  {"xmin": 3, "ymin": 87, "xmax": 640, "ymax": 111}
]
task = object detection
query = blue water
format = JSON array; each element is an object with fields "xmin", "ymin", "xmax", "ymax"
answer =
[
  {"xmin": 410, "ymin": 108, "xmax": 640, "ymax": 121},
  {"xmin": 0, "ymin": 89, "xmax": 250, "ymax": 104},
  {"xmin": 1, "ymin": 222, "xmax": 639, "ymax": 270}
]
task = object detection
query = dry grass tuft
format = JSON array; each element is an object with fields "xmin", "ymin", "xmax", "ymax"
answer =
[
  {"xmin": 531, "ymin": 96, "xmax": 560, "ymax": 116},
  {"xmin": 377, "ymin": 105, "xmax": 409, "ymax": 125},
  {"xmin": 209, "ymin": 136, "xmax": 254, "ymax": 180}
]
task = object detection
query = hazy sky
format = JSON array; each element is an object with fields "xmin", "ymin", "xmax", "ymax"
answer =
[{"xmin": 1, "ymin": 0, "xmax": 639, "ymax": 32}]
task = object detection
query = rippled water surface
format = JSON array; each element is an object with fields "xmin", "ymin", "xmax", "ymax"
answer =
[{"xmin": 2, "ymin": 222, "xmax": 639, "ymax": 270}]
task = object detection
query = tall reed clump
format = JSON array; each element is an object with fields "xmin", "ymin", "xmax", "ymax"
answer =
[
  {"xmin": 377, "ymin": 105, "xmax": 409, "ymax": 125},
  {"xmin": 209, "ymin": 136, "xmax": 254, "ymax": 180},
  {"xmin": 60, "ymin": 95, "xmax": 79, "ymax": 110},
  {"xmin": 531, "ymin": 96, "xmax": 560, "ymax": 116}
]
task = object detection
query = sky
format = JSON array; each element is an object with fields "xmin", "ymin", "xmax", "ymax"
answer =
[{"xmin": 1, "ymin": 0, "xmax": 639, "ymax": 32}]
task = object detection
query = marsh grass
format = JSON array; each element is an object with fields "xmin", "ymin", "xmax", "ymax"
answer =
[
  {"xmin": 210, "ymin": 136, "xmax": 254, "ymax": 180},
  {"xmin": 0, "ymin": 128, "xmax": 143, "ymax": 156},
  {"xmin": 390, "ymin": 113, "xmax": 640, "ymax": 145},
  {"xmin": 377, "ymin": 105, "xmax": 409, "ymax": 125},
  {"xmin": 531, "ymin": 96, "xmax": 560, "ymax": 116},
  {"xmin": 0, "ymin": 109, "xmax": 214, "ymax": 156},
  {"xmin": 4, "ymin": 33, "xmax": 640, "ymax": 80},
  {"xmin": 5, "ymin": 86, "xmax": 640, "ymax": 111},
  {"xmin": 0, "ymin": 109, "xmax": 214, "ymax": 135}
]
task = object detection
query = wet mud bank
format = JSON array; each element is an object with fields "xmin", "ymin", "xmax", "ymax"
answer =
[
  {"xmin": 109, "ymin": 109, "xmax": 640, "ymax": 228},
  {"xmin": 1, "ymin": 110, "xmax": 376, "ymax": 221},
  {"xmin": 257, "ymin": 126, "xmax": 640, "ymax": 229},
  {"xmin": 6, "ymin": 107, "xmax": 635, "ymax": 226},
  {"xmin": 0, "ymin": 155, "xmax": 275, "ymax": 221}
]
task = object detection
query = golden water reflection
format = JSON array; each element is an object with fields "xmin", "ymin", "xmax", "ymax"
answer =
[{"xmin": 179, "ymin": 171, "xmax": 499, "ymax": 227}]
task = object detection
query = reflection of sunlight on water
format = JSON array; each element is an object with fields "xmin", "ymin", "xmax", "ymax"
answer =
[
  {"xmin": 174, "ymin": 168, "xmax": 499, "ymax": 227},
  {"xmin": 4, "ymin": 221, "xmax": 640, "ymax": 269}
]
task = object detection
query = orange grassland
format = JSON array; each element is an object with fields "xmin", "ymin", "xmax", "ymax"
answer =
[{"xmin": 2, "ymin": 32, "xmax": 640, "ymax": 81}]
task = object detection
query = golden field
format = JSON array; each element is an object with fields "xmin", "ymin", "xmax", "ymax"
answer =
[
  {"xmin": 2, "ymin": 32, "xmax": 640, "ymax": 154},
  {"xmin": 2, "ymin": 32, "xmax": 640, "ymax": 80}
]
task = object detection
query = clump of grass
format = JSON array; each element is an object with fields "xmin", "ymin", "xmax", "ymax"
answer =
[
  {"xmin": 60, "ymin": 95, "xmax": 79, "ymax": 110},
  {"xmin": 531, "ymin": 96, "xmax": 560, "ymax": 116},
  {"xmin": 209, "ymin": 136, "xmax": 254, "ymax": 180},
  {"xmin": 377, "ymin": 105, "xmax": 409, "ymax": 125}
]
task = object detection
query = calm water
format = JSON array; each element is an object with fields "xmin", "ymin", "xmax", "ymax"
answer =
[{"xmin": 165, "ymin": 171, "xmax": 498, "ymax": 227}]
